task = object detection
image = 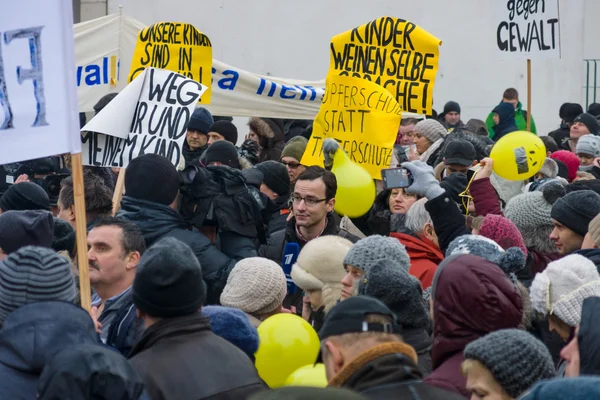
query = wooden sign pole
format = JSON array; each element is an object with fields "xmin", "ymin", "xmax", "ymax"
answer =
[
  {"xmin": 70, "ymin": 152, "xmax": 92, "ymax": 311},
  {"xmin": 112, "ymin": 168, "xmax": 126, "ymax": 216},
  {"xmin": 527, "ymin": 59, "xmax": 532, "ymax": 132}
]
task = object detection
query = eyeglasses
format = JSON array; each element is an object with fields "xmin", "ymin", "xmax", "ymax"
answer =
[
  {"xmin": 292, "ymin": 195, "xmax": 327, "ymax": 207},
  {"xmin": 281, "ymin": 161, "xmax": 302, "ymax": 169}
]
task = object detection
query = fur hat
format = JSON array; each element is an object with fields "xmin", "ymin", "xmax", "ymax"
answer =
[
  {"xmin": 530, "ymin": 254, "xmax": 600, "ymax": 326},
  {"xmin": 343, "ymin": 235, "xmax": 410, "ymax": 274},
  {"xmin": 538, "ymin": 158, "xmax": 559, "ymax": 178},
  {"xmin": 291, "ymin": 236, "xmax": 352, "ymax": 313}
]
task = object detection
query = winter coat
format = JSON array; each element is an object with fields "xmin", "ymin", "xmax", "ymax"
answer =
[
  {"xmin": 470, "ymin": 177, "xmax": 502, "ymax": 216},
  {"xmin": 390, "ymin": 232, "xmax": 442, "ymax": 289},
  {"xmin": 403, "ymin": 328, "xmax": 434, "ymax": 376},
  {"xmin": 182, "ymin": 141, "xmax": 207, "ymax": 167},
  {"xmin": 0, "ymin": 302, "xmax": 99, "ymax": 400},
  {"xmin": 549, "ymin": 125, "xmax": 571, "ymax": 151},
  {"xmin": 574, "ymin": 248, "xmax": 600, "ymax": 272},
  {"xmin": 486, "ymin": 101, "xmax": 537, "ymax": 135},
  {"xmin": 424, "ymin": 254, "xmax": 523, "ymax": 397},
  {"xmin": 117, "ymin": 196, "xmax": 257, "ymax": 304},
  {"xmin": 248, "ymin": 117, "xmax": 286, "ymax": 162},
  {"xmin": 490, "ymin": 102, "xmax": 519, "ymax": 141},
  {"xmin": 328, "ymin": 342, "xmax": 463, "ymax": 400},
  {"xmin": 424, "ymin": 193, "xmax": 470, "ymax": 255},
  {"xmin": 578, "ymin": 297, "xmax": 600, "ymax": 375},
  {"xmin": 129, "ymin": 313, "xmax": 265, "ymax": 400},
  {"xmin": 267, "ymin": 196, "xmax": 290, "ymax": 236},
  {"xmin": 518, "ymin": 249, "xmax": 560, "ymax": 288},
  {"xmin": 258, "ymin": 213, "xmax": 360, "ymax": 264}
]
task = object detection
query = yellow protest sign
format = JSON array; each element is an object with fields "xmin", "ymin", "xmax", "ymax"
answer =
[
  {"xmin": 301, "ymin": 74, "xmax": 401, "ymax": 179},
  {"xmin": 128, "ymin": 22, "xmax": 212, "ymax": 104},
  {"xmin": 329, "ymin": 17, "xmax": 441, "ymax": 115}
]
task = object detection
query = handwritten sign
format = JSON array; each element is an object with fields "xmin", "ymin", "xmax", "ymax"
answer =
[
  {"xmin": 129, "ymin": 22, "xmax": 212, "ymax": 103},
  {"xmin": 301, "ymin": 74, "xmax": 401, "ymax": 179},
  {"xmin": 495, "ymin": 0, "xmax": 560, "ymax": 59},
  {"xmin": 329, "ymin": 17, "xmax": 441, "ymax": 115},
  {"xmin": 82, "ymin": 68, "xmax": 206, "ymax": 168}
]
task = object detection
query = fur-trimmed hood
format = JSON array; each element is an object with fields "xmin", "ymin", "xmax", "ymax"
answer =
[{"xmin": 248, "ymin": 117, "xmax": 286, "ymax": 162}]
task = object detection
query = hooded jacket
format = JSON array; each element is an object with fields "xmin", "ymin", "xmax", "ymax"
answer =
[
  {"xmin": 486, "ymin": 101, "xmax": 537, "ymax": 135},
  {"xmin": 248, "ymin": 117, "xmax": 286, "ymax": 162},
  {"xmin": 424, "ymin": 254, "xmax": 523, "ymax": 397},
  {"xmin": 129, "ymin": 313, "xmax": 264, "ymax": 400},
  {"xmin": 490, "ymin": 102, "xmax": 519, "ymax": 141},
  {"xmin": 117, "ymin": 196, "xmax": 257, "ymax": 304},
  {"xmin": 578, "ymin": 297, "xmax": 600, "ymax": 375},
  {"xmin": 574, "ymin": 248, "xmax": 600, "ymax": 272},
  {"xmin": 390, "ymin": 232, "xmax": 442, "ymax": 289},
  {"xmin": 0, "ymin": 301, "xmax": 99, "ymax": 400},
  {"xmin": 328, "ymin": 342, "xmax": 464, "ymax": 400}
]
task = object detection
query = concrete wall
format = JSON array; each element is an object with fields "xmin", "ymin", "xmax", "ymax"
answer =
[{"xmin": 102, "ymin": 0, "xmax": 596, "ymax": 136}]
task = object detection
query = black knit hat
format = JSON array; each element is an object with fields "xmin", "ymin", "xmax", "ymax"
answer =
[
  {"xmin": 443, "ymin": 101, "xmax": 461, "ymax": 114},
  {"xmin": 209, "ymin": 121, "xmax": 238, "ymax": 145},
  {"xmin": 0, "ymin": 210, "xmax": 54, "ymax": 255},
  {"xmin": 573, "ymin": 113, "xmax": 600, "ymax": 135},
  {"xmin": 133, "ymin": 237, "xmax": 206, "ymax": 318},
  {"xmin": 551, "ymin": 190, "xmax": 600, "ymax": 237},
  {"xmin": 0, "ymin": 182, "xmax": 50, "ymax": 212},
  {"xmin": 187, "ymin": 107, "xmax": 213, "ymax": 134},
  {"xmin": 125, "ymin": 154, "xmax": 180, "ymax": 206},
  {"xmin": 255, "ymin": 161, "xmax": 290, "ymax": 196},
  {"xmin": 52, "ymin": 217, "xmax": 75, "ymax": 254},
  {"xmin": 204, "ymin": 140, "xmax": 241, "ymax": 169}
]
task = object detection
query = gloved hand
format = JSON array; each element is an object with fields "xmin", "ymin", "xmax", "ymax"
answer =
[
  {"xmin": 323, "ymin": 138, "xmax": 342, "ymax": 169},
  {"xmin": 401, "ymin": 160, "xmax": 445, "ymax": 200}
]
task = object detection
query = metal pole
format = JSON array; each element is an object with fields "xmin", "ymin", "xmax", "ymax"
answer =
[
  {"xmin": 595, "ymin": 60, "xmax": 598, "ymax": 104},
  {"xmin": 586, "ymin": 60, "xmax": 590, "ymax": 109}
]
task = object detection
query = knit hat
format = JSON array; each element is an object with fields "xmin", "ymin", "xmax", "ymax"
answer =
[
  {"xmin": 52, "ymin": 217, "xmax": 75, "ymax": 254},
  {"xmin": 208, "ymin": 120, "xmax": 238, "ymax": 145},
  {"xmin": 93, "ymin": 92, "xmax": 118, "ymax": 114},
  {"xmin": 530, "ymin": 254, "xmax": 600, "ymax": 326},
  {"xmin": 576, "ymin": 134, "xmax": 600, "ymax": 157},
  {"xmin": 291, "ymin": 236, "xmax": 352, "ymax": 313},
  {"xmin": 255, "ymin": 161, "xmax": 290, "ymax": 196},
  {"xmin": 552, "ymin": 150, "xmax": 580, "ymax": 182},
  {"xmin": 589, "ymin": 103, "xmax": 600, "ymax": 118},
  {"xmin": 443, "ymin": 101, "xmax": 461, "ymax": 115},
  {"xmin": 523, "ymin": 377, "xmax": 600, "ymax": 400},
  {"xmin": 125, "ymin": 154, "xmax": 180, "ymax": 205},
  {"xmin": 551, "ymin": 190, "xmax": 600, "ymax": 237},
  {"xmin": 573, "ymin": 113, "xmax": 600, "ymax": 135},
  {"xmin": 343, "ymin": 235, "xmax": 410, "ymax": 274},
  {"xmin": 358, "ymin": 259, "xmax": 429, "ymax": 329},
  {"xmin": 281, "ymin": 136, "xmax": 308, "ymax": 162},
  {"xmin": 0, "ymin": 210, "xmax": 54, "ymax": 255},
  {"xmin": 446, "ymin": 235, "xmax": 526, "ymax": 279},
  {"xmin": 202, "ymin": 306, "xmax": 259, "ymax": 359},
  {"xmin": 464, "ymin": 329, "xmax": 555, "ymax": 398},
  {"xmin": 479, "ymin": 214, "xmax": 528, "ymax": 257},
  {"xmin": 414, "ymin": 119, "xmax": 447, "ymax": 144},
  {"xmin": 133, "ymin": 237, "xmax": 206, "ymax": 318},
  {"xmin": 204, "ymin": 140, "xmax": 241, "ymax": 169},
  {"xmin": 0, "ymin": 246, "xmax": 76, "ymax": 323},
  {"xmin": 538, "ymin": 158, "xmax": 559, "ymax": 178},
  {"xmin": 187, "ymin": 107, "xmax": 214, "ymax": 134},
  {"xmin": 0, "ymin": 182, "xmax": 50, "ymax": 212},
  {"xmin": 589, "ymin": 213, "xmax": 600, "ymax": 247},
  {"xmin": 37, "ymin": 344, "xmax": 145, "ymax": 400},
  {"xmin": 220, "ymin": 257, "xmax": 287, "ymax": 316}
]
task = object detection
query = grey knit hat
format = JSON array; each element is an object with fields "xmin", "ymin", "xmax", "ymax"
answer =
[
  {"xmin": 343, "ymin": 235, "xmax": 410, "ymax": 274},
  {"xmin": 0, "ymin": 246, "xmax": 76, "ymax": 323},
  {"xmin": 358, "ymin": 259, "xmax": 428, "ymax": 329},
  {"xmin": 464, "ymin": 329, "xmax": 555, "ymax": 398},
  {"xmin": 414, "ymin": 119, "xmax": 447, "ymax": 144},
  {"xmin": 577, "ymin": 135, "xmax": 600, "ymax": 157},
  {"xmin": 220, "ymin": 257, "xmax": 287, "ymax": 316},
  {"xmin": 551, "ymin": 190, "xmax": 600, "ymax": 237}
]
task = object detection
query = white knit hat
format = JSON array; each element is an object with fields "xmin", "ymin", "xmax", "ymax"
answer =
[
  {"xmin": 220, "ymin": 257, "xmax": 287, "ymax": 316},
  {"xmin": 530, "ymin": 254, "xmax": 600, "ymax": 326},
  {"xmin": 291, "ymin": 236, "xmax": 352, "ymax": 313}
]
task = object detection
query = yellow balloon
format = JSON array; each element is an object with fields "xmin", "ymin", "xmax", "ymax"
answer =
[
  {"xmin": 332, "ymin": 149, "xmax": 376, "ymax": 218},
  {"xmin": 255, "ymin": 314, "xmax": 320, "ymax": 388},
  {"xmin": 284, "ymin": 363, "xmax": 328, "ymax": 387},
  {"xmin": 490, "ymin": 131, "xmax": 546, "ymax": 181}
]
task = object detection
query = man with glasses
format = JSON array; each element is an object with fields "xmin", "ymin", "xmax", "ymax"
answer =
[{"xmin": 280, "ymin": 136, "xmax": 308, "ymax": 185}]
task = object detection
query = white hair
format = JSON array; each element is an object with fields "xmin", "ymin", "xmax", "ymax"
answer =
[{"xmin": 404, "ymin": 198, "xmax": 432, "ymax": 234}]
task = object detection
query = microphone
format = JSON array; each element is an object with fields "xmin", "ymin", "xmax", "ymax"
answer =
[{"xmin": 282, "ymin": 242, "xmax": 300, "ymax": 295}]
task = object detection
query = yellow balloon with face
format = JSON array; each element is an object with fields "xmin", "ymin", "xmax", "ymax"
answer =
[{"xmin": 490, "ymin": 131, "xmax": 546, "ymax": 181}]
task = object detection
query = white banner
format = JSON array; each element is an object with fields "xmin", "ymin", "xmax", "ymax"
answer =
[
  {"xmin": 494, "ymin": 0, "xmax": 560, "ymax": 59},
  {"xmin": 0, "ymin": 0, "xmax": 81, "ymax": 164},
  {"xmin": 75, "ymin": 13, "xmax": 422, "ymax": 120},
  {"xmin": 81, "ymin": 68, "xmax": 206, "ymax": 168}
]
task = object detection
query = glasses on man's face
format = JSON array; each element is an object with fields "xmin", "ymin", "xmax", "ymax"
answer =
[
  {"xmin": 292, "ymin": 195, "xmax": 327, "ymax": 207},
  {"xmin": 281, "ymin": 161, "xmax": 301, "ymax": 169}
]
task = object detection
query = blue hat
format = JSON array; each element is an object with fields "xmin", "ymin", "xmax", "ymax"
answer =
[
  {"xmin": 187, "ymin": 107, "xmax": 214, "ymax": 134},
  {"xmin": 202, "ymin": 306, "xmax": 259, "ymax": 359}
]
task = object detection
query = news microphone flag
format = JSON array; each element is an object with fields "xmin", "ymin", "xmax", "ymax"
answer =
[{"xmin": 282, "ymin": 242, "xmax": 300, "ymax": 295}]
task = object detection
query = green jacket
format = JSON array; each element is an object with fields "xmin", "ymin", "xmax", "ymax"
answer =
[{"xmin": 485, "ymin": 101, "xmax": 537, "ymax": 137}]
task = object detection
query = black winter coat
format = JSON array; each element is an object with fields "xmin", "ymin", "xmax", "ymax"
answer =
[
  {"xmin": 579, "ymin": 297, "xmax": 600, "ymax": 375},
  {"xmin": 118, "ymin": 196, "xmax": 257, "ymax": 304},
  {"xmin": 424, "ymin": 193, "xmax": 469, "ymax": 255},
  {"xmin": 129, "ymin": 313, "xmax": 265, "ymax": 400}
]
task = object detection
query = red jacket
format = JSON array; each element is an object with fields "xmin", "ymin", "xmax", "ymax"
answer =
[{"xmin": 391, "ymin": 232, "xmax": 443, "ymax": 289}]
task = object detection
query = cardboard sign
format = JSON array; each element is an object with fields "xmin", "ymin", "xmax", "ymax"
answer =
[
  {"xmin": 329, "ymin": 17, "xmax": 441, "ymax": 115},
  {"xmin": 82, "ymin": 68, "xmax": 206, "ymax": 168},
  {"xmin": 495, "ymin": 0, "xmax": 560, "ymax": 59},
  {"xmin": 0, "ymin": 0, "xmax": 81, "ymax": 164},
  {"xmin": 301, "ymin": 74, "xmax": 401, "ymax": 179},
  {"xmin": 129, "ymin": 22, "xmax": 212, "ymax": 103}
]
